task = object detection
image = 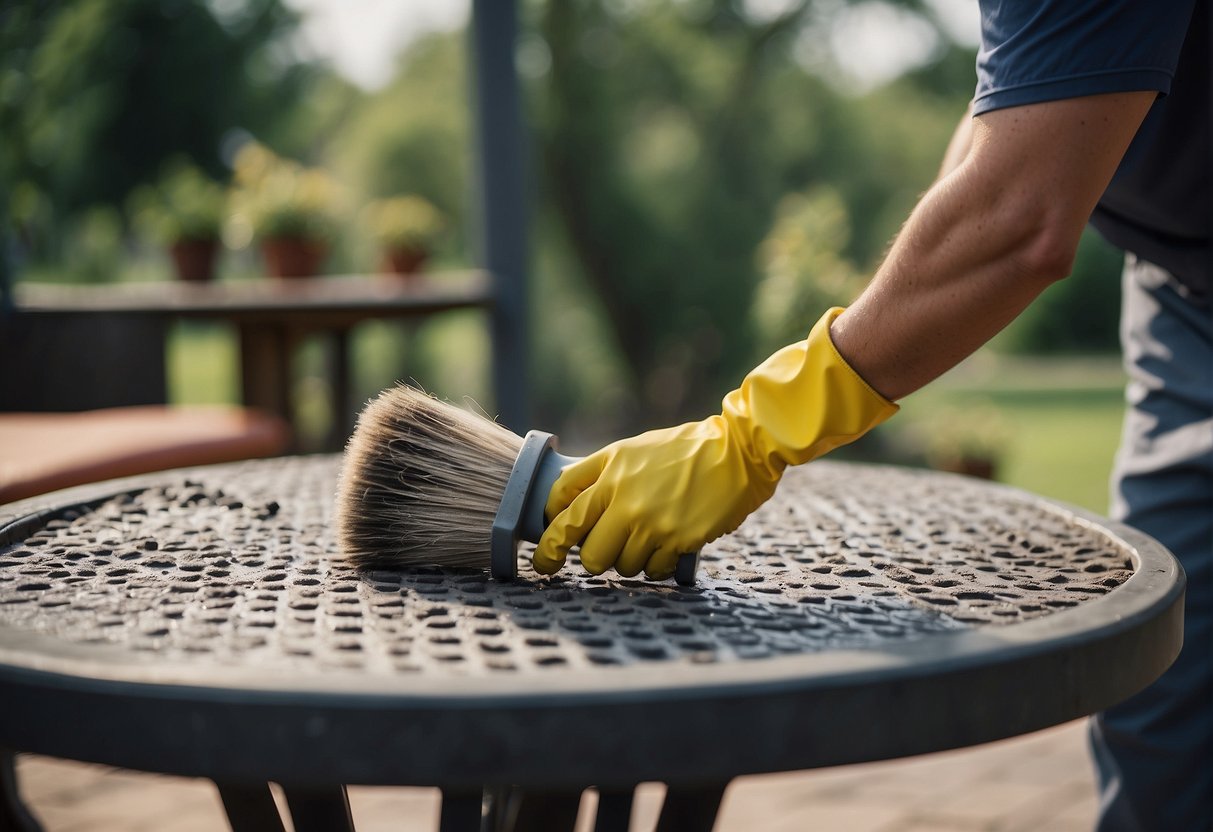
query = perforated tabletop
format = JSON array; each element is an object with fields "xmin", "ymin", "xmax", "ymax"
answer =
[{"xmin": 0, "ymin": 457, "xmax": 1183, "ymax": 789}]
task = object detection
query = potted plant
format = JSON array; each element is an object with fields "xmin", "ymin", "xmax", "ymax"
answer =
[
  {"xmin": 130, "ymin": 161, "xmax": 227, "ymax": 282},
  {"xmin": 228, "ymin": 143, "xmax": 342, "ymax": 279},
  {"xmin": 917, "ymin": 404, "xmax": 1012, "ymax": 481},
  {"xmin": 363, "ymin": 195, "xmax": 446, "ymax": 277}
]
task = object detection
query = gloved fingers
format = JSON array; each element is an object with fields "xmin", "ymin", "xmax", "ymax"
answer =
[
  {"xmin": 530, "ymin": 538, "xmax": 567, "ymax": 576},
  {"xmin": 575, "ymin": 512, "xmax": 630, "ymax": 576},
  {"xmin": 614, "ymin": 531, "xmax": 657, "ymax": 578},
  {"xmin": 643, "ymin": 545, "xmax": 681, "ymax": 582},
  {"xmin": 533, "ymin": 484, "xmax": 606, "ymax": 575},
  {"xmin": 545, "ymin": 452, "xmax": 607, "ymax": 521}
]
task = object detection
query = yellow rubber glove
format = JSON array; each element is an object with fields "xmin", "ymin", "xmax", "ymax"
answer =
[{"xmin": 533, "ymin": 307, "xmax": 898, "ymax": 579}]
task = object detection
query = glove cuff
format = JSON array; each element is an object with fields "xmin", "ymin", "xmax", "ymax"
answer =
[{"xmin": 723, "ymin": 306, "xmax": 899, "ymax": 477}]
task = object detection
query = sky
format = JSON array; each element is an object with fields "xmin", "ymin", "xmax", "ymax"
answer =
[
  {"xmin": 282, "ymin": 0, "xmax": 980, "ymax": 92},
  {"xmin": 283, "ymin": 0, "xmax": 471, "ymax": 90}
]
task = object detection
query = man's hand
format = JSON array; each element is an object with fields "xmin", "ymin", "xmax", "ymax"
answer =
[
  {"xmin": 532, "ymin": 416, "xmax": 779, "ymax": 580},
  {"xmin": 533, "ymin": 308, "xmax": 898, "ymax": 579}
]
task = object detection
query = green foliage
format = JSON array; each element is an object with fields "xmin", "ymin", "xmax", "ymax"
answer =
[
  {"xmin": 805, "ymin": 72, "xmax": 966, "ymax": 269},
  {"xmin": 751, "ymin": 186, "xmax": 866, "ymax": 351},
  {"xmin": 362, "ymin": 196, "xmax": 446, "ymax": 250},
  {"xmin": 63, "ymin": 206, "xmax": 124, "ymax": 284},
  {"xmin": 1, "ymin": 0, "xmax": 311, "ymax": 252},
  {"xmin": 532, "ymin": 2, "xmax": 797, "ymax": 422},
  {"xmin": 9, "ymin": 180, "xmax": 54, "ymax": 256},
  {"xmin": 227, "ymin": 143, "xmax": 344, "ymax": 241},
  {"xmin": 524, "ymin": 1, "xmax": 970, "ymax": 427},
  {"xmin": 128, "ymin": 160, "xmax": 227, "ymax": 245},
  {"xmin": 320, "ymin": 34, "xmax": 470, "ymax": 281},
  {"xmin": 332, "ymin": 36, "xmax": 469, "ymax": 238}
]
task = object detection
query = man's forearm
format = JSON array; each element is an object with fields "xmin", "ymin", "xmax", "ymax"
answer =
[
  {"xmin": 831, "ymin": 163, "xmax": 1063, "ymax": 400},
  {"xmin": 831, "ymin": 92, "xmax": 1155, "ymax": 401}
]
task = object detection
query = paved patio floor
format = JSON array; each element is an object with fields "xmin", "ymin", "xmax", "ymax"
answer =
[{"xmin": 14, "ymin": 718, "xmax": 1099, "ymax": 831}]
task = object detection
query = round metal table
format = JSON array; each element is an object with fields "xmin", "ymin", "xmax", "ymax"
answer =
[{"xmin": 0, "ymin": 456, "xmax": 1184, "ymax": 831}]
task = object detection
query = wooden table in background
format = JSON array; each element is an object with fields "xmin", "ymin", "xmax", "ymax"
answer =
[{"xmin": 12, "ymin": 273, "xmax": 495, "ymax": 451}]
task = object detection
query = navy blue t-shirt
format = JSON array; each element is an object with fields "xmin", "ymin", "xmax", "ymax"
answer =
[{"xmin": 975, "ymin": 0, "xmax": 1209, "ymax": 298}]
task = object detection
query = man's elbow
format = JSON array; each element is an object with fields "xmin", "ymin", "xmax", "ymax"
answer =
[
  {"xmin": 985, "ymin": 186, "xmax": 1083, "ymax": 285},
  {"xmin": 956, "ymin": 158, "xmax": 1088, "ymax": 286},
  {"xmin": 1012, "ymin": 225, "xmax": 1079, "ymax": 285}
]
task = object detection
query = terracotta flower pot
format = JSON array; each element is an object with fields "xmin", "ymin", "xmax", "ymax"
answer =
[
  {"xmin": 382, "ymin": 246, "xmax": 429, "ymax": 277},
  {"xmin": 169, "ymin": 238, "xmax": 220, "ymax": 282},
  {"xmin": 261, "ymin": 236, "xmax": 328, "ymax": 279},
  {"xmin": 938, "ymin": 455, "xmax": 998, "ymax": 481}
]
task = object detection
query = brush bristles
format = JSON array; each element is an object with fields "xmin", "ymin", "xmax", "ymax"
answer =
[{"xmin": 334, "ymin": 385, "xmax": 524, "ymax": 569}]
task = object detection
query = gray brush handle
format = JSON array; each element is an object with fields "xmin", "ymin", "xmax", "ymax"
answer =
[
  {"xmin": 491, "ymin": 431, "xmax": 700, "ymax": 585},
  {"xmin": 519, "ymin": 444, "xmax": 577, "ymax": 542}
]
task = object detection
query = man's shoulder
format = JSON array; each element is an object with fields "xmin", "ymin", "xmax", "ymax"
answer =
[{"xmin": 974, "ymin": 0, "xmax": 1198, "ymax": 116}]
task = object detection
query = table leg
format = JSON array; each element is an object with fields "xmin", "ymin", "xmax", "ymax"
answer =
[
  {"xmin": 593, "ymin": 787, "xmax": 635, "ymax": 832},
  {"xmin": 0, "ymin": 752, "xmax": 41, "ymax": 832},
  {"xmin": 484, "ymin": 785, "xmax": 511, "ymax": 830},
  {"xmin": 439, "ymin": 788, "xmax": 484, "ymax": 832},
  {"xmin": 215, "ymin": 782, "xmax": 286, "ymax": 832},
  {"xmin": 326, "ymin": 328, "xmax": 352, "ymax": 452},
  {"xmin": 504, "ymin": 788, "xmax": 582, "ymax": 831},
  {"xmin": 239, "ymin": 324, "xmax": 293, "ymax": 431},
  {"xmin": 654, "ymin": 783, "xmax": 727, "ymax": 832},
  {"xmin": 282, "ymin": 785, "xmax": 355, "ymax": 832}
]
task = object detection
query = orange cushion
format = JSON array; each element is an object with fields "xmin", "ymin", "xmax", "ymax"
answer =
[{"xmin": 0, "ymin": 406, "xmax": 292, "ymax": 504}]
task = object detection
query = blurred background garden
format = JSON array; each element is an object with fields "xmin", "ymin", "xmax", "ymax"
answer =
[{"xmin": 2, "ymin": 0, "xmax": 1127, "ymax": 515}]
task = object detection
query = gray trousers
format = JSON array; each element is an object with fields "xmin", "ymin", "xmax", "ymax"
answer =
[{"xmin": 1091, "ymin": 254, "xmax": 1212, "ymax": 832}]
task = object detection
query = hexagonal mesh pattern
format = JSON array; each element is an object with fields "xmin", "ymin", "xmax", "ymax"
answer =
[{"xmin": 0, "ymin": 457, "xmax": 1132, "ymax": 676}]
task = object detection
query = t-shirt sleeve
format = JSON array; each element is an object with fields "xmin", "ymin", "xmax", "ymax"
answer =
[{"xmin": 974, "ymin": 0, "xmax": 1198, "ymax": 115}]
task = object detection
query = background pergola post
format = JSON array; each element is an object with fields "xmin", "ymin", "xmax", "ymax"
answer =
[{"xmin": 471, "ymin": 0, "xmax": 530, "ymax": 431}]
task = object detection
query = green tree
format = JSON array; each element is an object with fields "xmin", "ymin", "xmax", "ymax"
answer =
[
  {"xmin": 534, "ymin": 1, "xmax": 813, "ymax": 424},
  {"xmin": 752, "ymin": 186, "xmax": 865, "ymax": 353},
  {"xmin": 528, "ymin": 0, "xmax": 967, "ymax": 426},
  {"xmin": 1, "ymin": 0, "xmax": 312, "ymax": 252}
]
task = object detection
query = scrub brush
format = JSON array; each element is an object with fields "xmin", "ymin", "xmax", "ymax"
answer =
[{"xmin": 334, "ymin": 386, "xmax": 699, "ymax": 585}]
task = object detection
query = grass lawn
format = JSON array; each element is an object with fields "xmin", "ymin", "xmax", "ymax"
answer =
[
  {"xmin": 167, "ymin": 322, "xmax": 241, "ymax": 406},
  {"xmin": 898, "ymin": 352, "xmax": 1127, "ymax": 516}
]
